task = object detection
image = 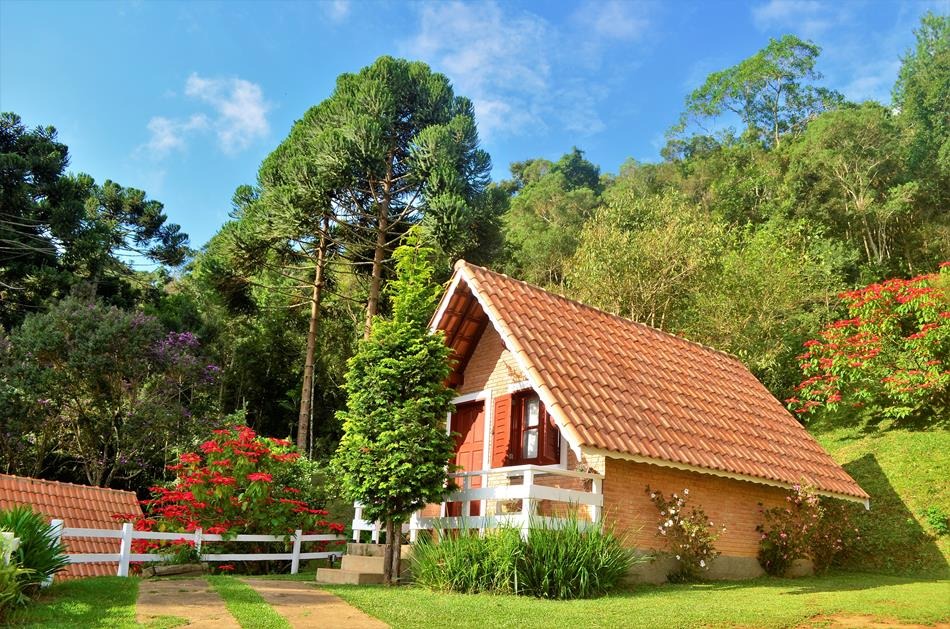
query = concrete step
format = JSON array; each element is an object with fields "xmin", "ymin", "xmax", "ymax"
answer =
[
  {"xmin": 315, "ymin": 568, "xmax": 384, "ymax": 585},
  {"xmin": 346, "ymin": 542, "xmax": 412, "ymax": 558},
  {"xmin": 341, "ymin": 554, "xmax": 384, "ymax": 573}
]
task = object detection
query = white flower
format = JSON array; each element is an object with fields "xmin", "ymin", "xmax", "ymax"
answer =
[
  {"xmin": 699, "ymin": 560, "xmax": 706, "ymax": 568},
  {"xmin": 683, "ymin": 488, "xmax": 689, "ymax": 495},
  {"xmin": 675, "ymin": 555, "xmax": 681, "ymax": 560},
  {"xmin": 650, "ymin": 492, "xmax": 656, "ymax": 499},
  {"xmin": 665, "ymin": 520, "xmax": 674, "ymax": 527}
]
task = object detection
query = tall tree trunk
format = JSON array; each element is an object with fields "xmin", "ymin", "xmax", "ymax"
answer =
[
  {"xmin": 364, "ymin": 202, "xmax": 389, "ymax": 339},
  {"xmin": 391, "ymin": 523, "xmax": 402, "ymax": 585},
  {"xmin": 383, "ymin": 518, "xmax": 395, "ymax": 585},
  {"xmin": 297, "ymin": 221, "xmax": 329, "ymax": 451}
]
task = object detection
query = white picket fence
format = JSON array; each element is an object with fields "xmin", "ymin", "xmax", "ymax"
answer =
[{"xmin": 50, "ymin": 520, "xmax": 345, "ymax": 577}]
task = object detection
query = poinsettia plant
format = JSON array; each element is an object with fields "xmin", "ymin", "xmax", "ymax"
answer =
[
  {"xmin": 114, "ymin": 425, "xmax": 344, "ymax": 569},
  {"xmin": 788, "ymin": 262, "xmax": 949, "ymax": 425}
]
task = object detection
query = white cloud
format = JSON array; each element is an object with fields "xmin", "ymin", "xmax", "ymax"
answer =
[
  {"xmin": 140, "ymin": 74, "xmax": 270, "ymax": 159},
  {"xmin": 322, "ymin": 0, "xmax": 350, "ymax": 23},
  {"xmin": 143, "ymin": 114, "xmax": 208, "ymax": 157},
  {"xmin": 575, "ymin": 0, "xmax": 650, "ymax": 41},
  {"xmin": 751, "ymin": 0, "xmax": 842, "ymax": 38},
  {"xmin": 405, "ymin": 1, "xmax": 643, "ymax": 140},
  {"xmin": 184, "ymin": 73, "xmax": 271, "ymax": 153}
]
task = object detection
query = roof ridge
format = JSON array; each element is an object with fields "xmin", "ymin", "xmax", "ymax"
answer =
[
  {"xmin": 456, "ymin": 260, "xmax": 743, "ymax": 364},
  {"xmin": 0, "ymin": 473, "xmax": 137, "ymax": 497}
]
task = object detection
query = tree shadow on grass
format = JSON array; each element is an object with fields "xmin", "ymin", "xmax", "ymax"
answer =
[{"xmin": 838, "ymin": 453, "xmax": 947, "ymax": 577}]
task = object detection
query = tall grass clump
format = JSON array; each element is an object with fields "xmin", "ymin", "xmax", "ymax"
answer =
[
  {"xmin": 0, "ymin": 507, "xmax": 68, "ymax": 593},
  {"xmin": 520, "ymin": 512, "xmax": 633, "ymax": 599},
  {"xmin": 411, "ymin": 513, "xmax": 637, "ymax": 599}
]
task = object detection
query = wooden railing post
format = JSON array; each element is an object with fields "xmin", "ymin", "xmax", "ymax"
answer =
[
  {"xmin": 462, "ymin": 474, "xmax": 472, "ymax": 523},
  {"xmin": 520, "ymin": 469, "xmax": 535, "ymax": 539},
  {"xmin": 193, "ymin": 527, "xmax": 203, "ymax": 557},
  {"xmin": 117, "ymin": 522, "xmax": 133, "ymax": 577},
  {"xmin": 290, "ymin": 529, "xmax": 302, "ymax": 574},
  {"xmin": 589, "ymin": 477, "xmax": 603, "ymax": 525},
  {"xmin": 44, "ymin": 519, "xmax": 64, "ymax": 586}
]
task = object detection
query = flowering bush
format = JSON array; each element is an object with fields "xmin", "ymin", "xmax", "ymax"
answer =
[
  {"xmin": 788, "ymin": 263, "xmax": 950, "ymax": 425},
  {"xmin": 756, "ymin": 484, "xmax": 858, "ymax": 576},
  {"xmin": 115, "ymin": 425, "xmax": 344, "ymax": 572},
  {"xmin": 646, "ymin": 487, "xmax": 726, "ymax": 582}
]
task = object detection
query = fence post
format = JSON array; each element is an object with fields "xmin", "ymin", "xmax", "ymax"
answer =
[
  {"xmin": 117, "ymin": 522, "xmax": 133, "ymax": 577},
  {"xmin": 462, "ymin": 474, "xmax": 472, "ymax": 522},
  {"xmin": 193, "ymin": 527, "xmax": 203, "ymax": 558},
  {"xmin": 589, "ymin": 477, "xmax": 603, "ymax": 525},
  {"xmin": 290, "ymin": 529, "xmax": 302, "ymax": 575},
  {"xmin": 352, "ymin": 503, "xmax": 362, "ymax": 543},
  {"xmin": 520, "ymin": 469, "xmax": 535, "ymax": 540},
  {"xmin": 44, "ymin": 519, "xmax": 64, "ymax": 586}
]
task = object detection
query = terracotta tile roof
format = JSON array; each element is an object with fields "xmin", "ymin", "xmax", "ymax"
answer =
[
  {"xmin": 0, "ymin": 474, "xmax": 142, "ymax": 578},
  {"xmin": 440, "ymin": 261, "xmax": 868, "ymax": 503}
]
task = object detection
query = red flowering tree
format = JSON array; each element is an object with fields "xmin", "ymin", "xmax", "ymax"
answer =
[
  {"xmin": 116, "ymin": 425, "xmax": 344, "ymax": 568},
  {"xmin": 788, "ymin": 263, "xmax": 950, "ymax": 425}
]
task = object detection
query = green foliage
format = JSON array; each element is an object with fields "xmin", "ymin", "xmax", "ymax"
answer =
[
  {"xmin": 569, "ymin": 188, "xmax": 722, "ymax": 330},
  {"xmin": 790, "ymin": 263, "xmax": 949, "ymax": 426},
  {"xmin": 923, "ymin": 506, "xmax": 950, "ymax": 537},
  {"xmin": 411, "ymin": 527, "xmax": 522, "ymax": 594},
  {"xmin": 756, "ymin": 484, "xmax": 856, "ymax": 576},
  {"xmin": 503, "ymin": 149, "xmax": 602, "ymax": 288},
  {"xmin": 0, "ymin": 112, "xmax": 188, "ymax": 329},
  {"xmin": 0, "ymin": 560, "xmax": 33, "ymax": 622},
  {"xmin": 412, "ymin": 514, "xmax": 635, "ymax": 599},
  {"xmin": 0, "ymin": 292, "xmax": 218, "ymax": 486},
  {"xmin": 678, "ymin": 35, "xmax": 842, "ymax": 147},
  {"xmin": 647, "ymin": 487, "xmax": 725, "ymax": 582},
  {"xmin": 332, "ymin": 230, "xmax": 456, "ymax": 526},
  {"xmin": 518, "ymin": 513, "xmax": 635, "ymax": 599},
  {"xmin": 0, "ymin": 506, "xmax": 67, "ymax": 591}
]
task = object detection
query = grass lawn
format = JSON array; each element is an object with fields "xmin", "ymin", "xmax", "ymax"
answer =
[
  {"xmin": 10, "ymin": 576, "xmax": 183, "ymax": 628},
  {"xmin": 207, "ymin": 575, "xmax": 291, "ymax": 628},
  {"xmin": 816, "ymin": 424, "xmax": 950, "ymax": 575},
  {"xmin": 325, "ymin": 573, "xmax": 950, "ymax": 629}
]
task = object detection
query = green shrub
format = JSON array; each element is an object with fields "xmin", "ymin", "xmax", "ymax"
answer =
[
  {"xmin": 411, "ymin": 513, "xmax": 635, "ymax": 599},
  {"xmin": 411, "ymin": 526, "xmax": 521, "ymax": 594},
  {"xmin": 0, "ymin": 507, "xmax": 68, "ymax": 592},
  {"xmin": 519, "ymin": 512, "xmax": 634, "ymax": 599},
  {"xmin": 923, "ymin": 506, "xmax": 949, "ymax": 536},
  {"xmin": 647, "ymin": 486, "xmax": 725, "ymax": 582},
  {"xmin": 0, "ymin": 560, "xmax": 33, "ymax": 622}
]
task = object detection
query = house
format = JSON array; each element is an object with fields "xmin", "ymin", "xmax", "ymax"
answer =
[
  {"xmin": 403, "ymin": 260, "xmax": 868, "ymax": 581},
  {"xmin": 0, "ymin": 474, "xmax": 143, "ymax": 578}
]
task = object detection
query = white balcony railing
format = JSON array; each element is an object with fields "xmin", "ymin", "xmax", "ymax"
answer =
[{"xmin": 352, "ymin": 464, "xmax": 604, "ymax": 543}]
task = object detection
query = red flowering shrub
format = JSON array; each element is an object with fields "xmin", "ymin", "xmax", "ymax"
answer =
[
  {"xmin": 115, "ymin": 425, "xmax": 344, "ymax": 570},
  {"xmin": 646, "ymin": 486, "xmax": 726, "ymax": 582},
  {"xmin": 757, "ymin": 484, "xmax": 859, "ymax": 576},
  {"xmin": 788, "ymin": 263, "xmax": 949, "ymax": 425}
]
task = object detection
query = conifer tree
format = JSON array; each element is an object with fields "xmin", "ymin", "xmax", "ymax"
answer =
[{"xmin": 331, "ymin": 228, "xmax": 455, "ymax": 584}]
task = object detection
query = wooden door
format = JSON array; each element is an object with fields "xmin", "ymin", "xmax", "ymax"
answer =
[{"xmin": 447, "ymin": 401, "xmax": 484, "ymax": 517}]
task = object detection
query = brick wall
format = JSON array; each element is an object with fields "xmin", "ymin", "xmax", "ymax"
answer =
[
  {"xmin": 458, "ymin": 326, "xmax": 524, "ymax": 396},
  {"xmin": 601, "ymin": 457, "xmax": 788, "ymax": 558}
]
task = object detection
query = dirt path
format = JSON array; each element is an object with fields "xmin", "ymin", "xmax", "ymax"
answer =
[
  {"xmin": 137, "ymin": 577, "xmax": 240, "ymax": 628},
  {"xmin": 806, "ymin": 615, "xmax": 950, "ymax": 628},
  {"xmin": 241, "ymin": 578, "xmax": 388, "ymax": 629}
]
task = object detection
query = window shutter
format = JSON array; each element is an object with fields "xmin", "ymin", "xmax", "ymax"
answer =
[
  {"xmin": 541, "ymin": 410, "xmax": 560, "ymax": 465},
  {"xmin": 492, "ymin": 394, "xmax": 512, "ymax": 468}
]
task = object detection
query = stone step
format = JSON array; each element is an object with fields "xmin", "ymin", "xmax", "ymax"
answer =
[
  {"xmin": 341, "ymin": 554, "xmax": 384, "ymax": 573},
  {"xmin": 346, "ymin": 542, "xmax": 412, "ymax": 558},
  {"xmin": 315, "ymin": 568, "xmax": 384, "ymax": 586}
]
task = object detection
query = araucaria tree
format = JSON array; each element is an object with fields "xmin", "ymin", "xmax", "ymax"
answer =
[{"xmin": 332, "ymin": 229, "xmax": 456, "ymax": 585}]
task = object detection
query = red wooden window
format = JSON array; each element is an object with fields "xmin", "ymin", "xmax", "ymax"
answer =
[{"xmin": 509, "ymin": 392, "xmax": 560, "ymax": 466}]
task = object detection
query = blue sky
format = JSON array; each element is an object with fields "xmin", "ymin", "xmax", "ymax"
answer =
[{"xmin": 0, "ymin": 0, "xmax": 941, "ymax": 250}]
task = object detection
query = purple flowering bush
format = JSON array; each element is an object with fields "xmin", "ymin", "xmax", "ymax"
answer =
[
  {"xmin": 646, "ymin": 486, "xmax": 726, "ymax": 582},
  {"xmin": 0, "ymin": 293, "xmax": 219, "ymax": 488},
  {"xmin": 756, "ymin": 483, "xmax": 859, "ymax": 576}
]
